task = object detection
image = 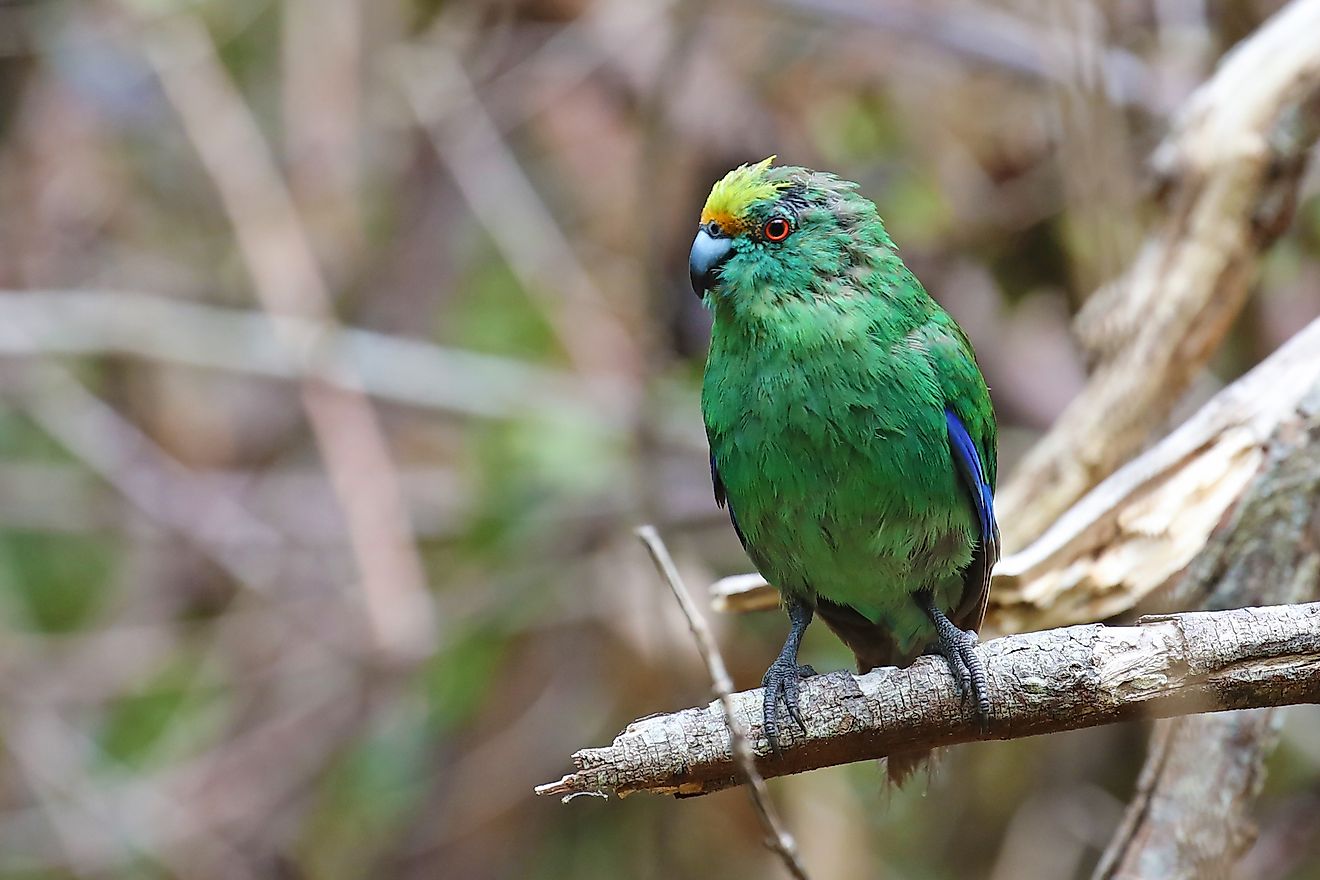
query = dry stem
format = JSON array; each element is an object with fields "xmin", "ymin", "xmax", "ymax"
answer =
[{"xmin": 635, "ymin": 527, "xmax": 810, "ymax": 880}]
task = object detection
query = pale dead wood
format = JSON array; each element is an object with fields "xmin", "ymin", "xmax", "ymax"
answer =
[
  {"xmin": 1093, "ymin": 385, "xmax": 1320, "ymax": 880},
  {"xmin": 710, "ymin": 572, "xmax": 782, "ymax": 614},
  {"xmin": 536, "ymin": 601, "xmax": 1320, "ymax": 799},
  {"xmin": 996, "ymin": 0, "xmax": 1320, "ymax": 550},
  {"xmin": 989, "ymin": 315, "xmax": 1320, "ymax": 633},
  {"xmin": 636, "ymin": 527, "xmax": 810, "ymax": 880}
]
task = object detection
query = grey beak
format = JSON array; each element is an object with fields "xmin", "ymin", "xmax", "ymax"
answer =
[{"xmin": 689, "ymin": 228, "xmax": 733, "ymax": 297}]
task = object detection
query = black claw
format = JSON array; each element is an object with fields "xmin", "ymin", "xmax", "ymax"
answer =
[
  {"xmin": 956, "ymin": 639, "xmax": 991, "ymax": 733},
  {"xmin": 762, "ymin": 659, "xmax": 811, "ymax": 752},
  {"xmin": 762, "ymin": 660, "xmax": 815, "ymax": 751},
  {"xmin": 918, "ymin": 591, "xmax": 992, "ymax": 732},
  {"xmin": 761, "ymin": 601, "xmax": 814, "ymax": 754}
]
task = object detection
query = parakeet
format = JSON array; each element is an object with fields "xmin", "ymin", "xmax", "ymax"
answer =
[{"xmin": 690, "ymin": 158, "xmax": 999, "ymax": 783}]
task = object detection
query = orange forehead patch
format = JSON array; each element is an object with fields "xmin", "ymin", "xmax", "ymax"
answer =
[
  {"xmin": 698, "ymin": 209, "xmax": 750, "ymax": 235},
  {"xmin": 699, "ymin": 157, "xmax": 787, "ymax": 234}
]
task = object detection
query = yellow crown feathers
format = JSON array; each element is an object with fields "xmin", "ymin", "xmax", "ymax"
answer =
[{"xmin": 700, "ymin": 157, "xmax": 788, "ymax": 234}]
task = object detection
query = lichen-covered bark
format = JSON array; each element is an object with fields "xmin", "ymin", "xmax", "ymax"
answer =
[{"xmin": 536, "ymin": 603, "xmax": 1320, "ymax": 799}]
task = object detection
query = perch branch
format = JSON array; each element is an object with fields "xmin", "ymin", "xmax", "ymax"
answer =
[
  {"xmin": 536, "ymin": 602, "xmax": 1320, "ymax": 799},
  {"xmin": 635, "ymin": 527, "xmax": 809, "ymax": 880}
]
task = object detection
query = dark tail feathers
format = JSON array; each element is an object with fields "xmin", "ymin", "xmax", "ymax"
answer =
[{"xmin": 813, "ymin": 597, "xmax": 934, "ymax": 786}]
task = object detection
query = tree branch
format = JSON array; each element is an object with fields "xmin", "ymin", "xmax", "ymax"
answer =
[
  {"xmin": 0, "ymin": 290, "xmax": 624, "ymax": 425},
  {"xmin": 130, "ymin": 10, "xmax": 433, "ymax": 660},
  {"xmin": 1093, "ymin": 711, "xmax": 1282, "ymax": 880},
  {"xmin": 1092, "ymin": 377, "xmax": 1320, "ymax": 879},
  {"xmin": 536, "ymin": 602, "xmax": 1320, "ymax": 799}
]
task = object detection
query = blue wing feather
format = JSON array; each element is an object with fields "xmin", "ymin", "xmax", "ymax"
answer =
[
  {"xmin": 944, "ymin": 408, "xmax": 999, "ymax": 629},
  {"xmin": 945, "ymin": 409, "xmax": 996, "ymax": 543}
]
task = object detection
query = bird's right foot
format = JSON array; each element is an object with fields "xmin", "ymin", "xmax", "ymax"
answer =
[
  {"xmin": 918, "ymin": 591, "xmax": 991, "ymax": 731},
  {"xmin": 761, "ymin": 599, "xmax": 816, "ymax": 753},
  {"xmin": 761, "ymin": 658, "xmax": 816, "ymax": 753}
]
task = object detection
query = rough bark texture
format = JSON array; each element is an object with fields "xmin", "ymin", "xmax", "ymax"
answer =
[
  {"xmin": 994, "ymin": 0, "xmax": 1320, "ymax": 550},
  {"xmin": 1096, "ymin": 712, "xmax": 1281, "ymax": 880},
  {"xmin": 536, "ymin": 602, "xmax": 1320, "ymax": 799},
  {"xmin": 1093, "ymin": 390, "xmax": 1320, "ymax": 880}
]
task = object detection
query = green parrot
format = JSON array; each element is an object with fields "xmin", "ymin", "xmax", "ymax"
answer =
[{"xmin": 689, "ymin": 158, "xmax": 999, "ymax": 782}]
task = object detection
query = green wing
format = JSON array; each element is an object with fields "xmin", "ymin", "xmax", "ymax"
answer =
[{"xmin": 919, "ymin": 316, "xmax": 999, "ymax": 629}]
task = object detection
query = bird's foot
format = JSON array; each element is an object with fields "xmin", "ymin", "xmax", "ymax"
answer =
[
  {"xmin": 920, "ymin": 594, "xmax": 991, "ymax": 732},
  {"xmin": 761, "ymin": 658, "xmax": 816, "ymax": 754},
  {"xmin": 952, "ymin": 635, "xmax": 991, "ymax": 734}
]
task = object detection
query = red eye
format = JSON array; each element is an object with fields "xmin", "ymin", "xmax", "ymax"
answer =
[{"xmin": 763, "ymin": 217, "xmax": 791, "ymax": 242}]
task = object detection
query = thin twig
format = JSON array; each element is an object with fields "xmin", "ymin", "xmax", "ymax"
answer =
[{"xmin": 635, "ymin": 526, "xmax": 811, "ymax": 880}]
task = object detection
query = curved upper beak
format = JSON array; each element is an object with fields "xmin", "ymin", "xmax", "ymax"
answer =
[{"xmin": 689, "ymin": 228, "xmax": 733, "ymax": 297}]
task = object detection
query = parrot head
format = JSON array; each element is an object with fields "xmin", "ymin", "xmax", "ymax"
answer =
[{"xmin": 688, "ymin": 158, "xmax": 890, "ymax": 303}]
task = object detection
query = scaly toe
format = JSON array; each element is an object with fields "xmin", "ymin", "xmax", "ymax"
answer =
[{"xmin": 761, "ymin": 659, "xmax": 811, "ymax": 751}]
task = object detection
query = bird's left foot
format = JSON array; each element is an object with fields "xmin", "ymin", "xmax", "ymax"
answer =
[{"xmin": 918, "ymin": 591, "xmax": 991, "ymax": 731}]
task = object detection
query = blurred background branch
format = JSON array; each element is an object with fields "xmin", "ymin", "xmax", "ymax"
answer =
[
  {"xmin": 0, "ymin": 290, "xmax": 631, "ymax": 423},
  {"xmin": 131, "ymin": 7, "xmax": 434, "ymax": 661}
]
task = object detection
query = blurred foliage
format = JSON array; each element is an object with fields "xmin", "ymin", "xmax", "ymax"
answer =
[{"xmin": 0, "ymin": 0, "xmax": 1316, "ymax": 878}]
